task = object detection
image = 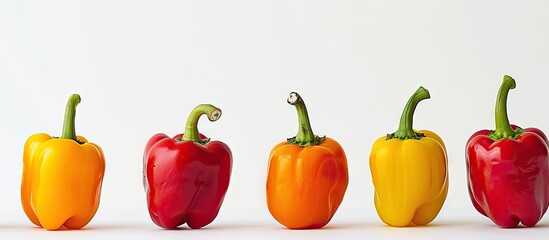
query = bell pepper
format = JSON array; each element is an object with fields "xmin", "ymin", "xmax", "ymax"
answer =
[
  {"xmin": 466, "ymin": 75, "xmax": 549, "ymax": 228},
  {"xmin": 143, "ymin": 104, "xmax": 232, "ymax": 229},
  {"xmin": 21, "ymin": 94, "xmax": 105, "ymax": 230},
  {"xmin": 369, "ymin": 87, "xmax": 448, "ymax": 227},
  {"xmin": 266, "ymin": 92, "xmax": 349, "ymax": 229}
]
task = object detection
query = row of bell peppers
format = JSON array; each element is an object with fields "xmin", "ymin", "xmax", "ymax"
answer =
[{"xmin": 21, "ymin": 75, "xmax": 548, "ymax": 230}]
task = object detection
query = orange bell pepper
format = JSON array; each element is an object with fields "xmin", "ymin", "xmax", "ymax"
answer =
[
  {"xmin": 21, "ymin": 94, "xmax": 105, "ymax": 230},
  {"xmin": 267, "ymin": 92, "xmax": 348, "ymax": 229}
]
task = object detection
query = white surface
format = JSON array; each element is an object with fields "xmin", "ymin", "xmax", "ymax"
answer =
[
  {"xmin": 2, "ymin": 0, "xmax": 549, "ymax": 238},
  {"xmin": 0, "ymin": 208, "xmax": 547, "ymax": 239}
]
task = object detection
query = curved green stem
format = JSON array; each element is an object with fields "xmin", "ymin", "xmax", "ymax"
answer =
[
  {"xmin": 286, "ymin": 92, "xmax": 325, "ymax": 146},
  {"xmin": 387, "ymin": 87, "xmax": 430, "ymax": 140},
  {"xmin": 489, "ymin": 75, "xmax": 524, "ymax": 140},
  {"xmin": 60, "ymin": 94, "xmax": 81, "ymax": 141},
  {"xmin": 181, "ymin": 104, "xmax": 222, "ymax": 143}
]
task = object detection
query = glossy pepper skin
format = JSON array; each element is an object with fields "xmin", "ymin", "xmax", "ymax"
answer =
[
  {"xmin": 143, "ymin": 104, "xmax": 232, "ymax": 229},
  {"xmin": 267, "ymin": 92, "xmax": 348, "ymax": 229},
  {"xmin": 466, "ymin": 76, "xmax": 549, "ymax": 228},
  {"xmin": 21, "ymin": 94, "xmax": 105, "ymax": 230},
  {"xmin": 370, "ymin": 87, "xmax": 448, "ymax": 227}
]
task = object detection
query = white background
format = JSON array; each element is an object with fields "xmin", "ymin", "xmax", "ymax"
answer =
[{"xmin": 1, "ymin": 0, "xmax": 549, "ymax": 239}]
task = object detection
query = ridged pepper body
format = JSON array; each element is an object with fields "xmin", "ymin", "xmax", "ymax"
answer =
[
  {"xmin": 267, "ymin": 137, "xmax": 348, "ymax": 229},
  {"xmin": 466, "ymin": 127, "xmax": 549, "ymax": 227},
  {"xmin": 144, "ymin": 133, "xmax": 232, "ymax": 229},
  {"xmin": 370, "ymin": 129, "xmax": 448, "ymax": 227}
]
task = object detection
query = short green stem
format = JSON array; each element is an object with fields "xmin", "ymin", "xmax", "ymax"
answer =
[
  {"xmin": 286, "ymin": 92, "xmax": 325, "ymax": 146},
  {"xmin": 387, "ymin": 87, "xmax": 430, "ymax": 140},
  {"xmin": 489, "ymin": 75, "xmax": 524, "ymax": 140},
  {"xmin": 60, "ymin": 94, "xmax": 81, "ymax": 141},
  {"xmin": 181, "ymin": 104, "xmax": 222, "ymax": 143}
]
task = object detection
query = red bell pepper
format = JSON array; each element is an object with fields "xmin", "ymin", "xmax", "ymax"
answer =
[
  {"xmin": 143, "ymin": 104, "xmax": 232, "ymax": 229},
  {"xmin": 466, "ymin": 75, "xmax": 549, "ymax": 228}
]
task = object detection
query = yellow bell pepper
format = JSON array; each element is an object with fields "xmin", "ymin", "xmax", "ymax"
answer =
[
  {"xmin": 21, "ymin": 94, "xmax": 105, "ymax": 230},
  {"xmin": 369, "ymin": 87, "xmax": 448, "ymax": 227}
]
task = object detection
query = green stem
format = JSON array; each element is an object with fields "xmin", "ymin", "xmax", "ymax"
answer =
[
  {"xmin": 489, "ymin": 75, "xmax": 524, "ymax": 140},
  {"xmin": 181, "ymin": 104, "xmax": 222, "ymax": 143},
  {"xmin": 60, "ymin": 94, "xmax": 81, "ymax": 141},
  {"xmin": 387, "ymin": 87, "xmax": 430, "ymax": 140},
  {"xmin": 286, "ymin": 92, "xmax": 325, "ymax": 146}
]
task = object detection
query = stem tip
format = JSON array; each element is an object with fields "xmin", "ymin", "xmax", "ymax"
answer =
[
  {"xmin": 503, "ymin": 75, "xmax": 516, "ymax": 89},
  {"xmin": 208, "ymin": 109, "xmax": 222, "ymax": 121},
  {"xmin": 417, "ymin": 86, "xmax": 430, "ymax": 99},
  {"xmin": 68, "ymin": 94, "xmax": 81, "ymax": 105},
  {"xmin": 287, "ymin": 92, "xmax": 300, "ymax": 105}
]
